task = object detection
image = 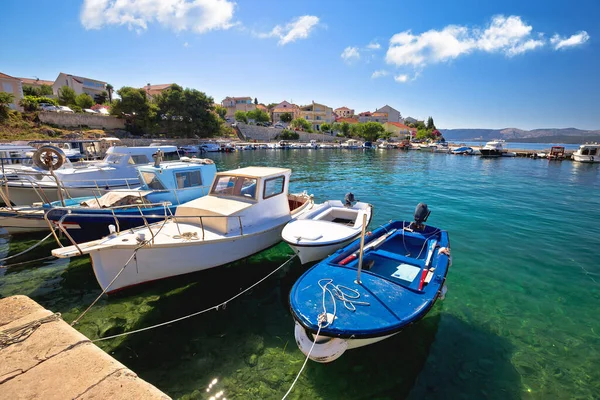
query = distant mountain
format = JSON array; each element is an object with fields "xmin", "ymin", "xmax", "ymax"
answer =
[{"xmin": 440, "ymin": 127, "xmax": 600, "ymax": 143}]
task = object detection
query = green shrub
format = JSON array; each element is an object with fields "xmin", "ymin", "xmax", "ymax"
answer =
[
  {"xmin": 19, "ymin": 95, "xmax": 58, "ymax": 111},
  {"xmin": 279, "ymin": 129, "xmax": 299, "ymax": 140}
]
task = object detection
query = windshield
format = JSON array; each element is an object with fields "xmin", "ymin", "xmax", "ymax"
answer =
[
  {"xmin": 211, "ymin": 175, "xmax": 257, "ymax": 199},
  {"xmin": 140, "ymin": 171, "xmax": 165, "ymax": 190}
]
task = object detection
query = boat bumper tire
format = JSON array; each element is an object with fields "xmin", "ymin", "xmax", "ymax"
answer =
[{"xmin": 294, "ymin": 321, "xmax": 348, "ymax": 363}]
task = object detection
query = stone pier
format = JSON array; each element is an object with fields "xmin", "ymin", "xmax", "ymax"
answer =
[{"xmin": 0, "ymin": 295, "xmax": 170, "ymax": 400}]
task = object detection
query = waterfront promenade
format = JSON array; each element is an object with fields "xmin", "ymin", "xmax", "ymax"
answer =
[{"xmin": 0, "ymin": 295, "xmax": 169, "ymax": 400}]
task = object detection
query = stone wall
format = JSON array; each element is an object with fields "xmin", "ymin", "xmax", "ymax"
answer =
[
  {"xmin": 39, "ymin": 112, "xmax": 125, "ymax": 129},
  {"xmin": 238, "ymin": 124, "xmax": 338, "ymax": 142}
]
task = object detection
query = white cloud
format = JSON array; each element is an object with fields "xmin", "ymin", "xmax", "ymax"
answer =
[
  {"xmin": 367, "ymin": 41, "xmax": 381, "ymax": 50},
  {"xmin": 80, "ymin": 0, "xmax": 236, "ymax": 33},
  {"xmin": 550, "ymin": 31, "xmax": 590, "ymax": 50},
  {"xmin": 183, "ymin": 42, "xmax": 189, "ymax": 47},
  {"xmin": 385, "ymin": 15, "xmax": 589, "ymax": 70},
  {"xmin": 256, "ymin": 15, "xmax": 320, "ymax": 45},
  {"xmin": 394, "ymin": 74, "xmax": 409, "ymax": 83},
  {"xmin": 341, "ymin": 46, "xmax": 360, "ymax": 62},
  {"xmin": 371, "ymin": 70, "xmax": 388, "ymax": 79}
]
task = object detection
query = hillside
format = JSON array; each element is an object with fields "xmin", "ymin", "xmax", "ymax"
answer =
[{"xmin": 441, "ymin": 127, "xmax": 600, "ymax": 143}]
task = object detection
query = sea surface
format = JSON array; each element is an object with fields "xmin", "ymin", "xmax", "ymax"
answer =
[{"xmin": 1, "ymin": 149, "xmax": 599, "ymax": 399}]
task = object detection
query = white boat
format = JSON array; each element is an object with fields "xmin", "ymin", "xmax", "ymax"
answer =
[
  {"xmin": 179, "ymin": 145, "xmax": 200, "ymax": 154},
  {"xmin": 282, "ymin": 195, "xmax": 372, "ymax": 264},
  {"xmin": 378, "ymin": 141, "xmax": 394, "ymax": 149},
  {"xmin": 479, "ymin": 140, "xmax": 505, "ymax": 157},
  {"xmin": 51, "ymin": 167, "xmax": 314, "ymax": 293},
  {"xmin": 0, "ymin": 143, "xmax": 36, "ymax": 167},
  {"xmin": 307, "ymin": 140, "xmax": 320, "ymax": 149},
  {"xmin": 0, "ymin": 145, "xmax": 179, "ymax": 206},
  {"xmin": 502, "ymin": 151, "xmax": 517, "ymax": 157},
  {"xmin": 572, "ymin": 143, "xmax": 600, "ymax": 163},
  {"xmin": 341, "ymin": 139, "xmax": 361, "ymax": 149}
]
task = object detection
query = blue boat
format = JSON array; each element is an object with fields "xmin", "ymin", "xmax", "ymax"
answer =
[
  {"xmin": 289, "ymin": 203, "xmax": 451, "ymax": 363},
  {"xmin": 46, "ymin": 158, "xmax": 217, "ymax": 243},
  {"xmin": 451, "ymin": 146, "xmax": 474, "ymax": 155}
]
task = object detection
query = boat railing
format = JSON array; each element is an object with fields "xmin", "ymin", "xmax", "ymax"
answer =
[{"xmin": 47, "ymin": 207, "xmax": 245, "ymax": 252}]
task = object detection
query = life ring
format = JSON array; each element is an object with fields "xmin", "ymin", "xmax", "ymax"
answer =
[
  {"xmin": 32, "ymin": 145, "xmax": 66, "ymax": 171},
  {"xmin": 294, "ymin": 321, "xmax": 348, "ymax": 363}
]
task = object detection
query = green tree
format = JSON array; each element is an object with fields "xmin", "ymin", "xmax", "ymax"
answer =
[
  {"xmin": 234, "ymin": 110, "xmax": 248, "ymax": 123},
  {"xmin": 106, "ymin": 83, "xmax": 114, "ymax": 103},
  {"xmin": 290, "ymin": 118, "xmax": 311, "ymax": 131},
  {"xmin": 381, "ymin": 130, "xmax": 394, "ymax": 140},
  {"xmin": 22, "ymin": 86, "xmax": 38, "ymax": 96},
  {"xmin": 19, "ymin": 95, "xmax": 58, "ymax": 111},
  {"xmin": 58, "ymin": 86, "xmax": 77, "ymax": 106},
  {"xmin": 340, "ymin": 121, "xmax": 351, "ymax": 137},
  {"xmin": 154, "ymin": 84, "xmax": 222, "ymax": 138},
  {"xmin": 280, "ymin": 112, "xmax": 293, "ymax": 123},
  {"xmin": 94, "ymin": 91, "xmax": 108, "ymax": 104},
  {"xmin": 0, "ymin": 92, "xmax": 15, "ymax": 121},
  {"xmin": 358, "ymin": 121, "xmax": 385, "ymax": 141},
  {"xmin": 415, "ymin": 120, "xmax": 426, "ymax": 131},
  {"xmin": 278, "ymin": 129, "xmax": 300, "ymax": 140},
  {"xmin": 426, "ymin": 116, "xmax": 436, "ymax": 131},
  {"xmin": 111, "ymin": 86, "xmax": 157, "ymax": 134},
  {"xmin": 254, "ymin": 97, "xmax": 258, "ymax": 105},
  {"xmin": 215, "ymin": 105, "xmax": 227, "ymax": 120},
  {"xmin": 320, "ymin": 122, "xmax": 331, "ymax": 132},
  {"xmin": 39, "ymin": 85, "xmax": 53, "ymax": 96},
  {"xmin": 247, "ymin": 108, "xmax": 270, "ymax": 123},
  {"xmin": 76, "ymin": 93, "xmax": 94, "ymax": 109},
  {"xmin": 266, "ymin": 103, "xmax": 278, "ymax": 110}
]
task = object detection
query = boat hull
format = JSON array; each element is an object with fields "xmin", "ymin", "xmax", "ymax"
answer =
[
  {"xmin": 572, "ymin": 155, "xmax": 600, "ymax": 163},
  {"xmin": 0, "ymin": 210, "xmax": 49, "ymax": 234},
  {"xmin": 284, "ymin": 235, "xmax": 359, "ymax": 265},
  {"xmin": 89, "ymin": 223, "xmax": 286, "ymax": 294},
  {"xmin": 479, "ymin": 149, "xmax": 502, "ymax": 157}
]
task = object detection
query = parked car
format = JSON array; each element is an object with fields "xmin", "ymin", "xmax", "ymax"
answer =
[
  {"xmin": 38, "ymin": 103, "xmax": 59, "ymax": 112},
  {"xmin": 273, "ymin": 123, "xmax": 286, "ymax": 129},
  {"xmin": 83, "ymin": 109, "xmax": 97, "ymax": 114},
  {"xmin": 57, "ymin": 106, "xmax": 74, "ymax": 113}
]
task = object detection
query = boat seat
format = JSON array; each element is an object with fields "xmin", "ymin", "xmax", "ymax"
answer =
[{"xmin": 369, "ymin": 248, "xmax": 426, "ymax": 269}]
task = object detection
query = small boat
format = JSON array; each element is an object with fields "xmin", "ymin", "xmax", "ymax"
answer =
[
  {"xmin": 45, "ymin": 157, "xmax": 217, "ymax": 242},
  {"xmin": 378, "ymin": 141, "xmax": 394, "ymax": 149},
  {"xmin": 479, "ymin": 140, "xmax": 505, "ymax": 157},
  {"xmin": 52, "ymin": 167, "xmax": 313, "ymax": 293},
  {"xmin": 547, "ymin": 146, "xmax": 565, "ymax": 160},
  {"xmin": 451, "ymin": 146, "xmax": 473, "ymax": 155},
  {"xmin": 282, "ymin": 193, "xmax": 372, "ymax": 264},
  {"xmin": 0, "ymin": 145, "xmax": 179, "ymax": 206},
  {"xmin": 572, "ymin": 143, "xmax": 600, "ymax": 163},
  {"xmin": 179, "ymin": 145, "xmax": 201, "ymax": 154},
  {"xmin": 290, "ymin": 203, "xmax": 450, "ymax": 363},
  {"xmin": 363, "ymin": 141, "xmax": 375, "ymax": 150},
  {"xmin": 501, "ymin": 151, "xmax": 517, "ymax": 157},
  {"xmin": 341, "ymin": 140, "xmax": 361, "ymax": 149},
  {"xmin": 200, "ymin": 143, "xmax": 221, "ymax": 152}
]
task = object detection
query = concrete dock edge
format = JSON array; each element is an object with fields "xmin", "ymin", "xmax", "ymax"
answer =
[{"xmin": 0, "ymin": 295, "xmax": 170, "ymax": 400}]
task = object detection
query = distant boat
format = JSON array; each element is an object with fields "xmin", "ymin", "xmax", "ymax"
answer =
[
  {"xmin": 572, "ymin": 144, "xmax": 600, "ymax": 163},
  {"xmin": 451, "ymin": 146, "xmax": 473, "ymax": 155},
  {"xmin": 282, "ymin": 193, "xmax": 372, "ymax": 264},
  {"xmin": 341, "ymin": 140, "xmax": 361, "ymax": 149},
  {"xmin": 52, "ymin": 167, "xmax": 314, "ymax": 294},
  {"xmin": 479, "ymin": 140, "xmax": 505, "ymax": 157},
  {"xmin": 289, "ymin": 203, "xmax": 451, "ymax": 363}
]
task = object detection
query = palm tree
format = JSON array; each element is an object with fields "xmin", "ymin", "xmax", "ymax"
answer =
[{"xmin": 106, "ymin": 83, "xmax": 114, "ymax": 103}]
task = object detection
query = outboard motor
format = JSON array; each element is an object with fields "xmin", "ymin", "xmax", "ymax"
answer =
[
  {"xmin": 410, "ymin": 202, "xmax": 431, "ymax": 230},
  {"xmin": 344, "ymin": 192, "xmax": 356, "ymax": 207}
]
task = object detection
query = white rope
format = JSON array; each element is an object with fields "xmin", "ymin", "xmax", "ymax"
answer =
[
  {"xmin": 282, "ymin": 278, "xmax": 369, "ymax": 399},
  {"xmin": 0, "ymin": 228, "xmax": 56, "ymax": 263},
  {"xmin": 91, "ymin": 254, "xmax": 298, "ymax": 342}
]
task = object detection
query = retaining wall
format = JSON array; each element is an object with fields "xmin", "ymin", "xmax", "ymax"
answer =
[{"xmin": 39, "ymin": 112, "xmax": 125, "ymax": 130}]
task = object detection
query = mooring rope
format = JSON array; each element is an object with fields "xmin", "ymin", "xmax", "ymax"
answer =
[
  {"xmin": 281, "ymin": 323, "xmax": 322, "ymax": 400},
  {"xmin": 90, "ymin": 254, "xmax": 298, "ymax": 342},
  {"xmin": 0, "ymin": 255, "xmax": 56, "ymax": 269},
  {"xmin": 0, "ymin": 312, "xmax": 61, "ymax": 349},
  {"xmin": 0, "ymin": 228, "xmax": 56, "ymax": 263}
]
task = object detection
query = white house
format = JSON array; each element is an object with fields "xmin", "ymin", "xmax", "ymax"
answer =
[{"xmin": 52, "ymin": 73, "xmax": 107, "ymax": 98}]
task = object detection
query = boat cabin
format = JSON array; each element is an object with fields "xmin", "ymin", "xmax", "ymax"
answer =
[
  {"xmin": 28, "ymin": 138, "xmax": 122, "ymax": 160},
  {"xmin": 103, "ymin": 146, "xmax": 179, "ymax": 166},
  {"xmin": 0, "ymin": 144, "xmax": 36, "ymax": 166},
  {"xmin": 575, "ymin": 144, "xmax": 599, "ymax": 156},
  {"xmin": 175, "ymin": 167, "xmax": 300, "ymax": 234}
]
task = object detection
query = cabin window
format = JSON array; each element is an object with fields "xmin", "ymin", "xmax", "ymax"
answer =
[
  {"xmin": 105, "ymin": 154, "xmax": 125, "ymax": 164},
  {"xmin": 161, "ymin": 151, "xmax": 180, "ymax": 161},
  {"xmin": 591, "ymin": 148, "xmax": 598, "ymax": 156},
  {"xmin": 131, "ymin": 155, "xmax": 149, "ymax": 164},
  {"xmin": 176, "ymin": 170, "xmax": 202, "ymax": 188},
  {"xmin": 263, "ymin": 176, "xmax": 285, "ymax": 199},
  {"xmin": 140, "ymin": 171, "xmax": 165, "ymax": 190},
  {"xmin": 582, "ymin": 148, "xmax": 589, "ymax": 155},
  {"xmin": 211, "ymin": 175, "xmax": 258, "ymax": 199}
]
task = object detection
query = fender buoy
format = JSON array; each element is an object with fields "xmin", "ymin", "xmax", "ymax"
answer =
[
  {"xmin": 294, "ymin": 321, "xmax": 348, "ymax": 363},
  {"xmin": 32, "ymin": 145, "xmax": 66, "ymax": 171}
]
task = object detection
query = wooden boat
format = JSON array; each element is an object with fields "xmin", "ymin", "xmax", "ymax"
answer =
[
  {"xmin": 282, "ymin": 194, "xmax": 372, "ymax": 264},
  {"xmin": 289, "ymin": 203, "xmax": 450, "ymax": 363},
  {"xmin": 52, "ymin": 167, "xmax": 313, "ymax": 294}
]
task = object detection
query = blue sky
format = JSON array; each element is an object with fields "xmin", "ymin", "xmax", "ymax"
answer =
[{"xmin": 1, "ymin": 0, "xmax": 598, "ymax": 130}]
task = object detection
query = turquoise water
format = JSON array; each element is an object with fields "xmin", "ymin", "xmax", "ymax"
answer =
[{"xmin": 1, "ymin": 149, "xmax": 599, "ymax": 399}]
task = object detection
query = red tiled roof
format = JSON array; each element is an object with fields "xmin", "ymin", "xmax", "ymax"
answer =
[
  {"xmin": 0, "ymin": 72, "xmax": 19, "ymax": 80},
  {"xmin": 335, "ymin": 106, "xmax": 351, "ymax": 111},
  {"xmin": 358, "ymin": 111, "xmax": 372, "ymax": 116},
  {"xmin": 19, "ymin": 77, "xmax": 54, "ymax": 86},
  {"xmin": 386, "ymin": 122, "xmax": 413, "ymax": 130},
  {"xmin": 144, "ymin": 84, "xmax": 173, "ymax": 96}
]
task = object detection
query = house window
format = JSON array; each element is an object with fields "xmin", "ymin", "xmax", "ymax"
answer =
[
  {"xmin": 176, "ymin": 170, "xmax": 202, "ymax": 188},
  {"xmin": 2, "ymin": 82, "xmax": 13, "ymax": 93},
  {"xmin": 263, "ymin": 176, "xmax": 285, "ymax": 199}
]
